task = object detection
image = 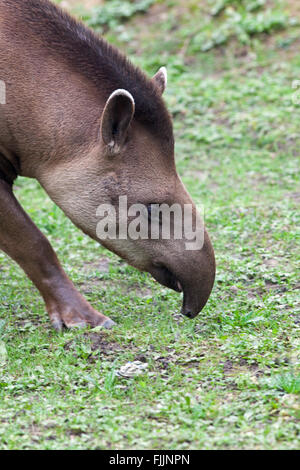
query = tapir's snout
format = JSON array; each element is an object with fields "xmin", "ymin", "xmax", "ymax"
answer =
[
  {"xmin": 149, "ymin": 230, "xmax": 216, "ymax": 319},
  {"xmin": 180, "ymin": 275, "xmax": 214, "ymax": 319}
]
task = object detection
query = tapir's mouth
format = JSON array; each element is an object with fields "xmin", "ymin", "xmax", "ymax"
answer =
[{"xmin": 149, "ymin": 263, "xmax": 182, "ymax": 293}]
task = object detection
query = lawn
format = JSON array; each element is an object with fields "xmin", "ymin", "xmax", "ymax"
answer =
[{"xmin": 0, "ymin": 0, "xmax": 299, "ymax": 449}]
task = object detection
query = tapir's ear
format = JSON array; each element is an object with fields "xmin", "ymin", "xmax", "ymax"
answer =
[
  {"xmin": 101, "ymin": 89, "xmax": 135, "ymax": 153},
  {"xmin": 152, "ymin": 66, "xmax": 167, "ymax": 95}
]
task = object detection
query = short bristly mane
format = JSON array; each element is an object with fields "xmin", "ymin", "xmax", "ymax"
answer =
[{"xmin": 6, "ymin": 0, "xmax": 173, "ymax": 141}]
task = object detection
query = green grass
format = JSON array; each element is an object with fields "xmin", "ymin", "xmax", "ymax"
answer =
[{"xmin": 0, "ymin": 0, "xmax": 299, "ymax": 449}]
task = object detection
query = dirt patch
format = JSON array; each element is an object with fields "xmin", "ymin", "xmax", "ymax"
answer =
[
  {"xmin": 264, "ymin": 281, "xmax": 287, "ymax": 292},
  {"xmin": 83, "ymin": 257, "xmax": 111, "ymax": 274},
  {"xmin": 88, "ymin": 332, "xmax": 122, "ymax": 354},
  {"xmin": 247, "ymin": 280, "xmax": 289, "ymax": 299},
  {"xmin": 63, "ymin": 331, "xmax": 124, "ymax": 360},
  {"xmin": 134, "ymin": 2, "xmax": 171, "ymax": 28},
  {"xmin": 154, "ymin": 355, "xmax": 173, "ymax": 371},
  {"xmin": 80, "ymin": 260, "xmax": 155, "ymax": 299},
  {"xmin": 81, "ymin": 277, "xmax": 154, "ymax": 299},
  {"xmin": 221, "ymin": 358, "xmax": 265, "ymax": 379},
  {"xmin": 222, "ymin": 359, "xmax": 234, "ymax": 373},
  {"xmin": 286, "ymin": 191, "xmax": 300, "ymax": 202},
  {"xmin": 285, "ymin": 0, "xmax": 300, "ymax": 17},
  {"xmin": 262, "ymin": 258, "xmax": 279, "ymax": 268}
]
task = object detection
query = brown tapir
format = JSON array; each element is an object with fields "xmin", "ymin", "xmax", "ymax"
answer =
[{"xmin": 0, "ymin": 0, "xmax": 215, "ymax": 330}]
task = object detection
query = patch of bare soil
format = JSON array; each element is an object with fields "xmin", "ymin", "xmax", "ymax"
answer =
[
  {"xmin": 286, "ymin": 191, "xmax": 300, "ymax": 202},
  {"xmin": 87, "ymin": 332, "xmax": 122, "ymax": 355},
  {"xmin": 222, "ymin": 358, "xmax": 265, "ymax": 380},
  {"xmin": 80, "ymin": 276, "xmax": 153, "ymax": 299},
  {"xmin": 64, "ymin": 331, "xmax": 124, "ymax": 361},
  {"xmin": 134, "ymin": 2, "xmax": 171, "ymax": 27},
  {"xmin": 81, "ymin": 259, "xmax": 154, "ymax": 298},
  {"xmin": 285, "ymin": 0, "xmax": 300, "ymax": 17},
  {"xmin": 83, "ymin": 257, "xmax": 111, "ymax": 274}
]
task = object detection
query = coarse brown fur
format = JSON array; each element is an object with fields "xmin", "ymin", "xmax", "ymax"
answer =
[{"xmin": 2, "ymin": 0, "xmax": 173, "ymax": 141}]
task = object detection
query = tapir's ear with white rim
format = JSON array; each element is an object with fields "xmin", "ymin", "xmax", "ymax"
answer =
[
  {"xmin": 100, "ymin": 89, "xmax": 135, "ymax": 154},
  {"xmin": 152, "ymin": 66, "xmax": 167, "ymax": 95}
]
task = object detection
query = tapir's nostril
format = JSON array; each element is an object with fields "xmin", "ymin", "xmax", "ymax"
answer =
[{"xmin": 183, "ymin": 310, "xmax": 193, "ymax": 319}]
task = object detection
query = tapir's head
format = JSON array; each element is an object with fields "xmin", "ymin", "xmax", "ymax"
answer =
[
  {"xmin": 46, "ymin": 67, "xmax": 215, "ymax": 318},
  {"xmin": 93, "ymin": 67, "xmax": 216, "ymax": 318}
]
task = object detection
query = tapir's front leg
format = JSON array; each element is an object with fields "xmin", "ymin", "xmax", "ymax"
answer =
[{"xmin": 0, "ymin": 179, "xmax": 115, "ymax": 330}]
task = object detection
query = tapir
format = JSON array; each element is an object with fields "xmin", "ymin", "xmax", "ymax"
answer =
[{"xmin": 0, "ymin": 0, "xmax": 215, "ymax": 330}]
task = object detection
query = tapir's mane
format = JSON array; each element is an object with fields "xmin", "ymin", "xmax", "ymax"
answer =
[{"xmin": 7, "ymin": 0, "xmax": 173, "ymax": 142}]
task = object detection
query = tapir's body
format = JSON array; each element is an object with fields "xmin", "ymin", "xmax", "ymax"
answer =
[{"xmin": 0, "ymin": 0, "xmax": 215, "ymax": 330}]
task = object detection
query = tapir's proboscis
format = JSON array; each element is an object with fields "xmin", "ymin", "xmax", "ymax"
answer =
[{"xmin": 0, "ymin": 0, "xmax": 215, "ymax": 331}]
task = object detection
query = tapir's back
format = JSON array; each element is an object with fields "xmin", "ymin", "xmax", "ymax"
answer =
[
  {"xmin": 0, "ymin": 0, "xmax": 106, "ymax": 176},
  {"xmin": 0, "ymin": 0, "xmax": 170, "ymax": 177}
]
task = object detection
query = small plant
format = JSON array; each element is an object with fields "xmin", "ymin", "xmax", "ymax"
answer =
[
  {"xmin": 211, "ymin": 0, "xmax": 267, "ymax": 17},
  {"xmin": 274, "ymin": 374, "xmax": 300, "ymax": 395},
  {"xmin": 191, "ymin": 1, "xmax": 297, "ymax": 52},
  {"xmin": 83, "ymin": 0, "xmax": 155, "ymax": 33}
]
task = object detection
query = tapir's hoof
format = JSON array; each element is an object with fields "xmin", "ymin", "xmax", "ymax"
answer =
[
  {"xmin": 102, "ymin": 318, "xmax": 116, "ymax": 329},
  {"xmin": 52, "ymin": 319, "xmax": 64, "ymax": 332},
  {"xmin": 48, "ymin": 306, "xmax": 116, "ymax": 331},
  {"xmin": 47, "ymin": 295, "xmax": 116, "ymax": 331}
]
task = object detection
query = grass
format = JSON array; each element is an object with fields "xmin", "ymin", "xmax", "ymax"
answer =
[{"xmin": 0, "ymin": 0, "xmax": 299, "ymax": 449}]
